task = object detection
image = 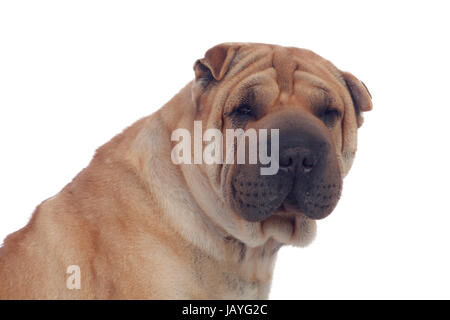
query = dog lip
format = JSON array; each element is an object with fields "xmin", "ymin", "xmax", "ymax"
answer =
[
  {"xmin": 275, "ymin": 201, "xmax": 307, "ymax": 218},
  {"xmin": 278, "ymin": 197, "xmax": 331, "ymax": 220}
]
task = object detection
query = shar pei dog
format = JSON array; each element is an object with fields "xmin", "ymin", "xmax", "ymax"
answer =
[{"xmin": 0, "ymin": 43, "xmax": 372, "ymax": 299}]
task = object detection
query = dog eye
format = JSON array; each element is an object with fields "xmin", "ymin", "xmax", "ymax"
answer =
[
  {"xmin": 321, "ymin": 108, "xmax": 341, "ymax": 127},
  {"xmin": 232, "ymin": 104, "xmax": 254, "ymax": 118}
]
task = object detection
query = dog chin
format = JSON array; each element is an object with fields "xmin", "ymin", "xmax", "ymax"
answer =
[{"xmin": 260, "ymin": 205, "xmax": 317, "ymax": 247}]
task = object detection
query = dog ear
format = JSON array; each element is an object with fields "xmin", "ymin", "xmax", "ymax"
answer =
[
  {"xmin": 342, "ymin": 72, "xmax": 372, "ymax": 127},
  {"xmin": 193, "ymin": 43, "xmax": 239, "ymax": 84},
  {"xmin": 342, "ymin": 72, "xmax": 372, "ymax": 112}
]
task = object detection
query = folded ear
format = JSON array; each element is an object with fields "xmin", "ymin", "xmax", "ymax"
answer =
[
  {"xmin": 342, "ymin": 72, "xmax": 372, "ymax": 128},
  {"xmin": 342, "ymin": 72, "xmax": 373, "ymax": 112},
  {"xmin": 193, "ymin": 43, "xmax": 239, "ymax": 84}
]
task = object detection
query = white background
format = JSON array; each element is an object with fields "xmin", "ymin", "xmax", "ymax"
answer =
[{"xmin": 1, "ymin": 1, "xmax": 449, "ymax": 299}]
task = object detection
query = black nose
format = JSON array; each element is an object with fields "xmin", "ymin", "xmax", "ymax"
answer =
[{"xmin": 279, "ymin": 147, "xmax": 318, "ymax": 173}]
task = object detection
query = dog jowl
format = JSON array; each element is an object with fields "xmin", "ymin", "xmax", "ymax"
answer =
[{"xmin": 0, "ymin": 43, "xmax": 372, "ymax": 299}]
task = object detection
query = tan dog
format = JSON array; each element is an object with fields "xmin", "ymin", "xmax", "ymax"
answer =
[{"xmin": 0, "ymin": 43, "xmax": 372, "ymax": 299}]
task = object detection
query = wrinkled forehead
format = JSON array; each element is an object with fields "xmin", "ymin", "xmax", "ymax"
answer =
[{"xmin": 224, "ymin": 44, "xmax": 346, "ymax": 96}]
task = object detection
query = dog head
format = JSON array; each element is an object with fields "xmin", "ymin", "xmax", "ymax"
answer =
[{"xmin": 189, "ymin": 43, "xmax": 372, "ymax": 247}]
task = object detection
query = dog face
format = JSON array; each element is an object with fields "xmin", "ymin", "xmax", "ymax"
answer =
[{"xmin": 191, "ymin": 43, "xmax": 372, "ymax": 246}]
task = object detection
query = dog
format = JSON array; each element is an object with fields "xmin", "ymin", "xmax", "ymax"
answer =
[{"xmin": 0, "ymin": 43, "xmax": 372, "ymax": 299}]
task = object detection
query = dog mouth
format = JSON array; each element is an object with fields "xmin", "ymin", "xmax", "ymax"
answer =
[
  {"xmin": 258, "ymin": 199, "xmax": 318, "ymax": 247},
  {"xmin": 230, "ymin": 175, "xmax": 342, "ymax": 222},
  {"xmin": 272, "ymin": 193, "xmax": 309, "ymax": 219},
  {"xmin": 229, "ymin": 171, "xmax": 295, "ymax": 222}
]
